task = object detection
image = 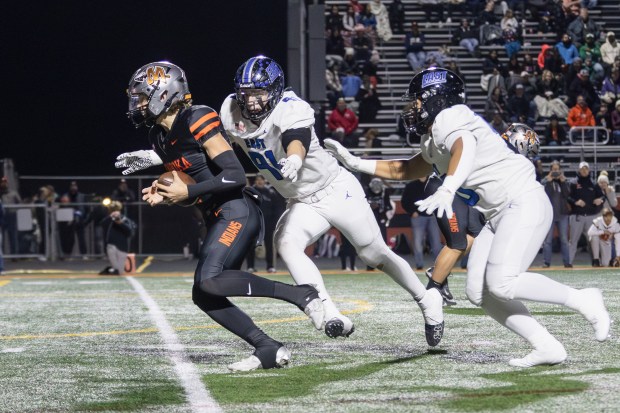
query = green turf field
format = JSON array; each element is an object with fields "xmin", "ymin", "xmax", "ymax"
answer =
[{"xmin": 0, "ymin": 269, "xmax": 618, "ymax": 412}]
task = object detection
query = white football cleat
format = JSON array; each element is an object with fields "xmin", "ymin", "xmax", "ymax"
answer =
[
  {"xmin": 418, "ymin": 288, "xmax": 445, "ymax": 346},
  {"xmin": 227, "ymin": 346, "xmax": 291, "ymax": 372},
  {"xmin": 509, "ymin": 336, "xmax": 567, "ymax": 368},
  {"xmin": 304, "ymin": 298, "xmax": 325, "ymax": 330},
  {"xmin": 577, "ymin": 288, "xmax": 611, "ymax": 342}
]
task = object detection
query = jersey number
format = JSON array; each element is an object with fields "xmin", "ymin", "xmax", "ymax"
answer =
[{"xmin": 248, "ymin": 150, "xmax": 283, "ymax": 180}]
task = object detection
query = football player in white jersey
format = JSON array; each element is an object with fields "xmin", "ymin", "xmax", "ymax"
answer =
[
  {"xmin": 325, "ymin": 67, "xmax": 611, "ymax": 367},
  {"xmin": 220, "ymin": 55, "xmax": 445, "ymax": 345}
]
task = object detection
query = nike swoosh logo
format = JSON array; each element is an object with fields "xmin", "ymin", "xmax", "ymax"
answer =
[
  {"xmin": 247, "ymin": 283, "xmax": 252, "ymax": 296},
  {"xmin": 214, "ymin": 209, "xmax": 222, "ymax": 217},
  {"xmin": 222, "ymin": 178, "xmax": 235, "ymax": 183},
  {"xmin": 170, "ymin": 139, "xmax": 178, "ymax": 145}
]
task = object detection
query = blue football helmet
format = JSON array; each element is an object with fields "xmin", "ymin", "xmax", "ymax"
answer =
[
  {"xmin": 234, "ymin": 56, "xmax": 285, "ymax": 122},
  {"xmin": 401, "ymin": 67, "xmax": 466, "ymax": 135}
]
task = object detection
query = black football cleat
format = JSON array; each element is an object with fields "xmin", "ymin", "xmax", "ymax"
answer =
[
  {"xmin": 425, "ymin": 321, "xmax": 445, "ymax": 347},
  {"xmin": 426, "ymin": 267, "xmax": 457, "ymax": 306}
]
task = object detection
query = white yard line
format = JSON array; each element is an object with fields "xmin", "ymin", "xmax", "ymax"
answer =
[{"xmin": 126, "ymin": 276, "xmax": 222, "ymax": 413}]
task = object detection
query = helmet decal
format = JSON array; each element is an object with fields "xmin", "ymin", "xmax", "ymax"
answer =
[
  {"xmin": 242, "ymin": 57, "xmax": 259, "ymax": 83},
  {"xmin": 421, "ymin": 70, "xmax": 447, "ymax": 88},
  {"xmin": 145, "ymin": 66, "xmax": 170, "ymax": 85}
]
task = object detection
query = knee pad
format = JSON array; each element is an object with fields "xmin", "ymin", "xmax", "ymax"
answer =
[
  {"xmin": 274, "ymin": 229, "xmax": 304, "ymax": 258},
  {"xmin": 199, "ymin": 277, "xmax": 220, "ymax": 296},
  {"xmin": 192, "ymin": 285, "xmax": 210, "ymax": 312},
  {"xmin": 357, "ymin": 236, "xmax": 391, "ymax": 268},
  {"xmin": 485, "ymin": 263, "xmax": 519, "ymax": 301},
  {"xmin": 466, "ymin": 285, "xmax": 484, "ymax": 307},
  {"xmin": 192, "ymin": 284, "xmax": 229, "ymax": 313}
]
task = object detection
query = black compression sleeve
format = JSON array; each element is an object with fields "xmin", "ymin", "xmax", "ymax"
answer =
[
  {"xmin": 282, "ymin": 127, "xmax": 311, "ymax": 153},
  {"xmin": 186, "ymin": 150, "xmax": 246, "ymax": 199}
]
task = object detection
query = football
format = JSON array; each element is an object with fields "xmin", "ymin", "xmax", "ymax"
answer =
[{"xmin": 157, "ymin": 171, "xmax": 198, "ymax": 207}]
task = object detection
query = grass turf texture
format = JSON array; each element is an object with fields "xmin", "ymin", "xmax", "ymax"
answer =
[{"xmin": 0, "ymin": 270, "xmax": 618, "ymax": 412}]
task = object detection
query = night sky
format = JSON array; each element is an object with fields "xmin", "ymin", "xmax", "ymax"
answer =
[{"xmin": 5, "ymin": 0, "xmax": 288, "ymax": 176}]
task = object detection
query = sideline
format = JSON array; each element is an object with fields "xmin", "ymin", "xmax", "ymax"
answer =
[{"xmin": 126, "ymin": 276, "xmax": 222, "ymax": 413}]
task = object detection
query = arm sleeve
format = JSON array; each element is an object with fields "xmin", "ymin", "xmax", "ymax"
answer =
[
  {"xmin": 281, "ymin": 127, "xmax": 311, "ymax": 153},
  {"xmin": 186, "ymin": 150, "xmax": 246, "ymax": 199}
]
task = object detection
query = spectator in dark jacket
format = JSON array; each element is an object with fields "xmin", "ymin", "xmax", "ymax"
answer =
[
  {"xmin": 544, "ymin": 114, "xmax": 569, "ymax": 145},
  {"xmin": 508, "ymin": 84, "xmax": 535, "ymax": 125},
  {"xmin": 99, "ymin": 201, "xmax": 135, "ymax": 275},
  {"xmin": 541, "ymin": 161, "xmax": 571, "ymax": 267},
  {"xmin": 568, "ymin": 161, "xmax": 605, "ymax": 265},
  {"xmin": 355, "ymin": 75, "xmax": 382, "ymax": 122},
  {"xmin": 388, "ymin": 0, "xmax": 405, "ymax": 34},
  {"xmin": 404, "ymin": 21, "xmax": 427, "ymax": 71},
  {"xmin": 452, "ymin": 18, "xmax": 480, "ymax": 57},
  {"xmin": 566, "ymin": 8, "xmax": 599, "ymax": 47},
  {"xmin": 326, "ymin": 28, "xmax": 346, "ymax": 58},
  {"xmin": 326, "ymin": 5, "xmax": 344, "ymax": 32},
  {"xmin": 568, "ymin": 68, "xmax": 599, "ymax": 108},
  {"xmin": 352, "ymin": 24, "xmax": 373, "ymax": 61}
]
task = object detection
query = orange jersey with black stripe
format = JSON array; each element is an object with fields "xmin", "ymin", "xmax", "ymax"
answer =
[{"xmin": 149, "ymin": 105, "xmax": 241, "ymax": 208}]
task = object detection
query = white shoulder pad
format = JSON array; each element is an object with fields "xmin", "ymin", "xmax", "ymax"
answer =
[
  {"xmin": 272, "ymin": 91, "xmax": 315, "ymax": 132},
  {"xmin": 431, "ymin": 105, "xmax": 475, "ymax": 149},
  {"xmin": 219, "ymin": 94, "xmax": 238, "ymax": 131}
]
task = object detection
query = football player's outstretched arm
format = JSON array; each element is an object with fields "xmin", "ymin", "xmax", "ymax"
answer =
[
  {"xmin": 155, "ymin": 133, "xmax": 246, "ymax": 203},
  {"xmin": 324, "ymin": 138, "xmax": 432, "ymax": 180}
]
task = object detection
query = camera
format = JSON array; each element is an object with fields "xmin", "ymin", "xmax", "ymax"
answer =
[{"xmin": 551, "ymin": 171, "xmax": 561, "ymax": 178}]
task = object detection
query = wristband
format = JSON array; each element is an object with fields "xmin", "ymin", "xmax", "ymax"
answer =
[{"xmin": 358, "ymin": 159, "xmax": 377, "ymax": 175}]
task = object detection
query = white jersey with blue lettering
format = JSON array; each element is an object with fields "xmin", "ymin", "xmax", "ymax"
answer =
[
  {"xmin": 220, "ymin": 90, "xmax": 341, "ymax": 200},
  {"xmin": 419, "ymin": 104, "xmax": 540, "ymax": 219}
]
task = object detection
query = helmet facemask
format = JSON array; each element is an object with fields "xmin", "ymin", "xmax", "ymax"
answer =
[
  {"xmin": 401, "ymin": 97, "xmax": 432, "ymax": 136},
  {"xmin": 236, "ymin": 88, "xmax": 273, "ymax": 122},
  {"xmin": 127, "ymin": 91, "xmax": 157, "ymax": 128}
]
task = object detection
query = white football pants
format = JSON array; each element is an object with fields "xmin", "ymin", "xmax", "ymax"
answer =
[
  {"xmin": 466, "ymin": 187, "xmax": 582, "ymax": 346},
  {"xmin": 275, "ymin": 168, "xmax": 427, "ymax": 320}
]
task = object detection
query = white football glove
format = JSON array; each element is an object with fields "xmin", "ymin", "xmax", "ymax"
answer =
[
  {"xmin": 278, "ymin": 154, "xmax": 303, "ymax": 183},
  {"xmin": 115, "ymin": 150, "xmax": 163, "ymax": 175},
  {"xmin": 415, "ymin": 186, "xmax": 455, "ymax": 219},
  {"xmin": 324, "ymin": 138, "xmax": 360, "ymax": 171}
]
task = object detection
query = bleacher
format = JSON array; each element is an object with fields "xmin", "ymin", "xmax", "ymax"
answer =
[{"xmin": 323, "ymin": 0, "xmax": 620, "ymax": 186}]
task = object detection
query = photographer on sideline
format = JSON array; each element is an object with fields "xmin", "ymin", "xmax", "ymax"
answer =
[
  {"xmin": 99, "ymin": 201, "xmax": 135, "ymax": 275},
  {"xmin": 542, "ymin": 161, "xmax": 572, "ymax": 268}
]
